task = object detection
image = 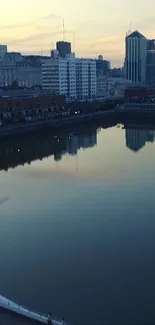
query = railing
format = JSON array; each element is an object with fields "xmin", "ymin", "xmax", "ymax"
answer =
[{"xmin": 0, "ymin": 294, "xmax": 63, "ymax": 325}]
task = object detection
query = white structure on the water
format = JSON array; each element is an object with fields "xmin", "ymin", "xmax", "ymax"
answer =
[{"xmin": 0, "ymin": 294, "xmax": 64, "ymax": 325}]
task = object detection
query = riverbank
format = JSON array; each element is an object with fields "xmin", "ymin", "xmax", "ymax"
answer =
[
  {"xmin": 1, "ymin": 101, "xmax": 155, "ymax": 139},
  {"xmin": 116, "ymin": 105, "xmax": 155, "ymax": 123},
  {"xmin": 0, "ymin": 109, "xmax": 116, "ymax": 139}
]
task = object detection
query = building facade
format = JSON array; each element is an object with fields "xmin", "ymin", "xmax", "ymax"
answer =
[
  {"xmin": 100, "ymin": 77, "xmax": 133, "ymax": 97},
  {"xmin": 0, "ymin": 45, "xmax": 7, "ymax": 60},
  {"xmin": 0, "ymin": 52, "xmax": 22, "ymax": 87},
  {"xmin": 96, "ymin": 55, "xmax": 110, "ymax": 76},
  {"xmin": 42, "ymin": 48, "xmax": 96, "ymax": 100},
  {"xmin": 66, "ymin": 53, "xmax": 76, "ymax": 99},
  {"xmin": 96, "ymin": 55, "xmax": 110, "ymax": 97},
  {"xmin": 76, "ymin": 59, "xmax": 96, "ymax": 99},
  {"xmin": 124, "ymin": 86, "xmax": 155, "ymax": 101},
  {"xmin": 42, "ymin": 50, "xmax": 76, "ymax": 100},
  {"xmin": 125, "ymin": 30, "xmax": 147, "ymax": 83},
  {"xmin": 0, "ymin": 53, "xmax": 43, "ymax": 88},
  {"xmin": 56, "ymin": 41, "xmax": 71, "ymax": 57},
  {"xmin": 146, "ymin": 39, "xmax": 155, "ymax": 84},
  {"xmin": 16, "ymin": 56, "xmax": 42, "ymax": 88},
  {"xmin": 42, "ymin": 50, "xmax": 60, "ymax": 94},
  {"xmin": 0, "ymin": 91, "xmax": 66, "ymax": 125}
]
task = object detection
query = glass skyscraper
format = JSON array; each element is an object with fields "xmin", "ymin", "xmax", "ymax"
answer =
[{"xmin": 125, "ymin": 30, "xmax": 147, "ymax": 83}]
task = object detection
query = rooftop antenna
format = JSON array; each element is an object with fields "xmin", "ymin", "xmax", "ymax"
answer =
[
  {"xmin": 127, "ymin": 20, "xmax": 131, "ymax": 36},
  {"xmin": 63, "ymin": 18, "xmax": 65, "ymax": 41},
  {"xmin": 64, "ymin": 28, "xmax": 67, "ymax": 41},
  {"xmin": 73, "ymin": 31, "xmax": 75, "ymax": 53}
]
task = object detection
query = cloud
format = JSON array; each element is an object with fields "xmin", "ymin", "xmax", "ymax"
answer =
[
  {"xmin": 8, "ymin": 30, "xmax": 62, "ymax": 45},
  {"xmin": 75, "ymin": 33, "xmax": 124, "ymax": 64},
  {"xmin": 0, "ymin": 22, "xmax": 32, "ymax": 30},
  {"xmin": 137, "ymin": 16, "xmax": 155, "ymax": 31},
  {"xmin": 43, "ymin": 13, "xmax": 61, "ymax": 20},
  {"xmin": 0, "ymin": 13, "xmax": 61, "ymax": 32},
  {"xmin": 92, "ymin": 35, "xmax": 122, "ymax": 45}
]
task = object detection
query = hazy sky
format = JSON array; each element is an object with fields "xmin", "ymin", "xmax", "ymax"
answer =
[{"xmin": 0, "ymin": 0, "xmax": 155, "ymax": 67}]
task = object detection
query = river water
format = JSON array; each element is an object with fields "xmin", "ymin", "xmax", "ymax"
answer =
[{"xmin": 0, "ymin": 122, "xmax": 155, "ymax": 325}]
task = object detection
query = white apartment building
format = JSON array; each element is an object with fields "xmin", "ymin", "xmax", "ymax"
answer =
[
  {"xmin": 42, "ymin": 50, "xmax": 76, "ymax": 100},
  {"xmin": 76, "ymin": 59, "xmax": 96, "ymax": 99},
  {"xmin": 42, "ymin": 52, "xmax": 96, "ymax": 100}
]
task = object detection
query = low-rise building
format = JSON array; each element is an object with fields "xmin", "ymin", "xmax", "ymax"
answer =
[
  {"xmin": 124, "ymin": 85, "xmax": 155, "ymax": 102},
  {"xmin": 0, "ymin": 90, "xmax": 66, "ymax": 124},
  {"xmin": 16, "ymin": 56, "xmax": 42, "ymax": 88},
  {"xmin": 0, "ymin": 52, "xmax": 22, "ymax": 87},
  {"xmin": 0, "ymin": 53, "xmax": 44, "ymax": 88},
  {"xmin": 97, "ymin": 77, "xmax": 133, "ymax": 98}
]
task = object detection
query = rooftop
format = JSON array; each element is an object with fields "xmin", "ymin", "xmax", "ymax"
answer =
[{"xmin": 127, "ymin": 30, "xmax": 145, "ymax": 39}]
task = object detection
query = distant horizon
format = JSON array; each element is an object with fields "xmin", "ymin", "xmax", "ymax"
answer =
[{"xmin": 1, "ymin": 0, "xmax": 155, "ymax": 67}]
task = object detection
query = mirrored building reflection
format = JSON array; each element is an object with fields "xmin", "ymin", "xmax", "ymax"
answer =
[
  {"xmin": 125, "ymin": 125, "xmax": 155, "ymax": 152},
  {"xmin": 67, "ymin": 130, "xmax": 97, "ymax": 156},
  {"xmin": 0, "ymin": 126, "xmax": 99, "ymax": 171}
]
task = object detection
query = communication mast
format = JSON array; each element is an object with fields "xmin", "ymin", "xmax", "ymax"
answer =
[
  {"xmin": 73, "ymin": 31, "xmax": 75, "ymax": 53},
  {"xmin": 63, "ymin": 18, "xmax": 65, "ymax": 41},
  {"xmin": 127, "ymin": 20, "xmax": 132, "ymax": 36}
]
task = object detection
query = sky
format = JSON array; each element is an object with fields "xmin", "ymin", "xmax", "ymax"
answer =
[{"xmin": 0, "ymin": 0, "xmax": 155, "ymax": 67}]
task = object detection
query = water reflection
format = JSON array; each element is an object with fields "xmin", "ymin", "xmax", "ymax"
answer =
[
  {"xmin": 0, "ymin": 196, "xmax": 9, "ymax": 206},
  {"xmin": 1, "ymin": 121, "xmax": 155, "ymax": 172},
  {"xmin": 1, "ymin": 122, "xmax": 155, "ymax": 325},
  {"xmin": 125, "ymin": 125, "xmax": 155, "ymax": 152},
  {"xmin": 0, "ymin": 121, "xmax": 115, "ymax": 171}
]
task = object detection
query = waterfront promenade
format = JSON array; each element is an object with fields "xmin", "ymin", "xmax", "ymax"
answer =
[{"xmin": 0, "ymin": 109, "xmax": 116, "ymax": 138}]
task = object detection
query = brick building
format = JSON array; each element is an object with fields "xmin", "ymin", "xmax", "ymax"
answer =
[
  {"xmin": 0, "ymin": 91, "xmax": 66, "ymax": 124},
  {"xmin": 124, "ymin": 86, "xmax": 155, "ymax": 102}
]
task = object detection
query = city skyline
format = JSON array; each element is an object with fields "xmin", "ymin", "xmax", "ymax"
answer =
[{"xmin": 1, "ymin": 0, "xmax": 155, "ymax": 67}]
